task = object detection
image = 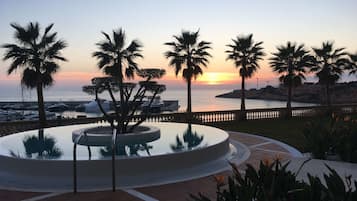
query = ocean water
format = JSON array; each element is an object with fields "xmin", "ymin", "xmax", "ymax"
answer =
[{"xmin": 0, "ymin": 87, "xmax": 316, "ymax": 112}]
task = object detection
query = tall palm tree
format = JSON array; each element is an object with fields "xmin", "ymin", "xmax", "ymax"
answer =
[
  {"xmin": 92, "ymin": 28, "xmax": 143, "ymax": 132},
  {"xmin": 164, "ymin": 30, "xmax": 212, "ymax": 113},
  {"xmin": 270, "ymin": 42, "xmax": 314, "ymax": 112},
  {"xmin": 2, "ymin": 22, "xmax": 67, "ymax": 126},
  {"xmin": 226, "ymin": 34, "xmax": 265, "ymax": 112},
  {"xmin": 347, "ymin": 53, "xmax": 357, "ymax": 75},
  {"xmin": 311, "ymin": 42, "xmax": 349, "ymax": 107}
]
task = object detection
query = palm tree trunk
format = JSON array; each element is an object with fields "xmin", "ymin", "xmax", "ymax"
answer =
[
  {"xmin": 287, "ymin": 84, "xmax": 292, "ymax": 109},
  {"xmin": 117, "ymin": 63, "xmax": 125, "ymax": 134},
  {"xmin": 36, "ymin": 82, "xmax": 46, "ymax": 127},
  {"xmin": 118, "ymin": 75, "xmax": 125, "ymax": 134},
  {"xmin": 187, "ymin": 78, "xmax": 192, "ymax": 113},
  {"xmin": 240, "ymin": 76, "xmax": 247, "ymax": 120},
  {"xmin": 286, "ymin": 84, "xmax": 292, "ymax": 118},
  {"xmin": 241, "ymin": 76, "xmax": 246, "ymax": 111},
  {"xmin": 326, "ymin": 83, "xmax": 331, "ymax": 107}
]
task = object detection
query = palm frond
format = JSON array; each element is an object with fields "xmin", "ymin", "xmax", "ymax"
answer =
[
  {"xmin": 112, "ymin": 28, "xmax": 125, "ymax": 50},
  {"xmin": 93, "ymin": 28, "xmax": 142, "ymax": 80},
  {"xmin": 42, "ymin": 61, "xmax": 60, "ymax": 74},
  {"xmin": 311, "ymin": 41, "xmax": 348, "ymax": 84},
  {"xmin": 3, "ymin": 22, "xmax": 67, "ymax": 89},
  {"xmin": 226, "ymin": 34, "xmax": 265, "ymax": 78},
  {"xmin": 45, "ymin": 40, "xmax": 67, "ymax": 60},
  {"xmin": 270, "ymin": 42, "xmax": 312, "ymax": 87},
  {"xmin": 164, "ymin": 30, "xmax": 211, "ymax": 81},
  {"xmin": 41, "ymin": 71, "xmax": 55, "ymax": 87},
  {"xmin": 101, "ymin": 31, "xmax": 112, "ymax": 43},
  {"xmin": 21, "ymin": 68, "xmax": 38, "ymax": 88}
]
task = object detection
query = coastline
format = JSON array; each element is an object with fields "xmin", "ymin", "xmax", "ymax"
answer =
[{"xmin": 216, "ymin": 82, "xmax": 357, "ymax": 105}]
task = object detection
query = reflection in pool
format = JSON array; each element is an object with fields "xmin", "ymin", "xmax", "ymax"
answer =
[
  {"xmin": 10, "ymin": 129, "xmax": 62, "ymax": 159},
  {"xmin": 171, "ymin": 124, "xmax": 204, "ymax": 152},
  {"xmin": 99, "ymin": 143, "xmax": 153, "ymax": 157},
  {"xmin": 0, "ymin": 122, "xmax": 227, "ymax": 160}
]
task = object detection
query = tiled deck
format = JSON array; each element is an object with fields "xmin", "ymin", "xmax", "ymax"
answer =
[{"xmin": 0, "ymin": 131, "xmax": 298, "ymax": 201}]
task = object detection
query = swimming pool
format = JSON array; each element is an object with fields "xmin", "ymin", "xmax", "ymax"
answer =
[{"xmin": 0, "ymin": 122, "xmax": 248, "ymax": 191}]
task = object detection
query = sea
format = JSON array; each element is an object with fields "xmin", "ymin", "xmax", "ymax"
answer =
[{"xmin": 0, "ymin": 87, "xmax": 316, "ymax": 113}]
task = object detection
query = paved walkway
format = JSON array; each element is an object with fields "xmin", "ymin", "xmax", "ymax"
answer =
[{"xmin": 0, "ymin": 131, "xmax": 299, "ymax": 201}]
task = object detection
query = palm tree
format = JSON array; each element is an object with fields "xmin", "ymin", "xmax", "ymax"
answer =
[
  {"xmin": 270, "ymin": 42, "xmax": 314, "ymax": 112},
  {"xmin": 92, "ymin": 28, "xmax": 143, "ymax": 132},
  {"xmin": 2, "ymin": 22, "xmax": 67, "ymax": 126},
  {"xmin": 347, "ymin": 53, "xmax": 357, "ymax": 75},
  {"xmin": 164, "ymin": 30, "xmax": 212, "ymax": 113},
  {"xmin": 311, "ymin": 42, "xmax": 349, "ymax": 107},
  {"xmin": 226, "ymin": 34, "xmax": 265, "ymax": 113}
]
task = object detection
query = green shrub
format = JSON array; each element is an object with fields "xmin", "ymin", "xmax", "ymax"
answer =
[
  {"xmin": 305, "ymin": 166, "xmax": 357, "ymax": 201},
  {"xmin": 303, "ymin": 118, "xmax": 335, "ymax": 159},
  {"xmin": 335, "ymin": 118, "xmax": 357, "ymax": 163},
  {"xmin": 191, "ymin": 160, "xmax": 307, "ymax": 201},
  {"xmin": 303, "ymin": 115, "xmax": 357, "ymax": 162},
  {"xmin": 190, "ymin": 159, "xmax": 357, "ymax": 201}
]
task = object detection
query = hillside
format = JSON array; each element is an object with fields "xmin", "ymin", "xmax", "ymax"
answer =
[{"xmin": 216, "ymin": 82, "xmax": 357, "ymax": 104}]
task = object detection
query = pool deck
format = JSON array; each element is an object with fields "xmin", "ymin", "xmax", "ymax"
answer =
[{"xmin": 0, "ymin": 131, "xmax": 302, "ymax": 201}]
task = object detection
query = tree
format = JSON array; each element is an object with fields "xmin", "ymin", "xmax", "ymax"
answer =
[
  {"xmin": 226, "ymin": 34, "xmax": 265, "ymax": 113},
  {"xmin": 2, "ymin": 22, "xmax": 67, "ymax": 126},
  {"xmin": 92, "ymin": 28, "xmax": 143, "ymax": 133},
  {"xmin": 311, "ymin": 42, "xmax": 349, "ymax": 107},
  {"xmin": 346, "ymin": 53, "xmax": 357, "ymax": 75},
  {"xmin": 164, "ymin": 30, "xmax": 212, "ymax": 113},
  {"xmin": 270, "ymin": 42, "xmax": 314, "ymax": 113}
]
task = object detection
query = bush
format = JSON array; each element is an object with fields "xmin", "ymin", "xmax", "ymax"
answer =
[
  {"xmin": 335, "ymin": 118, "xmax": 357, "ymax": 163},
  {"xmin": 190, "ymin": 159, "xmax": 357, "ymax": 201},
  {"xmin": 303, "ymin": 118, "xmax": 335, "ymax": 159},
  {"xmin": 303, "ymin": 115, "xmax": 357, "ymax": 162}
]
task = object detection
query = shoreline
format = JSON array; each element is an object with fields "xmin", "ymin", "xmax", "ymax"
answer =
[
  {"xmin": 216, "ymin": 82, "xmax": 357, "ymax": 105},
  {"xmin": 216, "ymin": 95, "xmax": 317, "ymax": 104}
]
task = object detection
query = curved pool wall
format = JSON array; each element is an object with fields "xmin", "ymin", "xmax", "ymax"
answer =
[
  {"xmin": 0, "ymin": 123, "xmax": 229, "ymax": 160},
  {"xmin": 0, "ymin": 122, "xmax": 247, "ymax": 190}
]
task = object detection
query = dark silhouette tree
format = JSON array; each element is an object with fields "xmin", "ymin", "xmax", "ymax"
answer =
[
  {"xmin": 2, "ymin": 22, "xmax": 67, "ymax": 126},
  {"xmin": 92, "ymin": 28, "xmax": 143, "ymax": 132},
  {"xmin": 311, "ymin": 42, "xmax": 349, "ymax": 107},
  {"xmin": 270, "ymin": 42, "xmax": 314, "ymax": 114},
  {"xmin": 164, "ymin": 30, "xmax": 212, "ymax": 113},
  {"xmin": 226, "ymin": 34, "xmax": 265, "ymax": 114}
]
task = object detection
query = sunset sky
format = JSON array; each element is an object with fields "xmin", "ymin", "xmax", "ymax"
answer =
[{"xmin": 1, "ymin": 0, "xmax": 357, "ymax": 93}]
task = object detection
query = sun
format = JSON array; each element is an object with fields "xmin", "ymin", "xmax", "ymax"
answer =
[{"xmin": 198, "ymin": 72, "xmax": 235, "ymax": 85}]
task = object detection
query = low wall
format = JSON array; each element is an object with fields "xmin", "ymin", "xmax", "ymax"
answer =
[{"xmin": 1, "ymin": 104, "xmax": 356, "ymax": 137}]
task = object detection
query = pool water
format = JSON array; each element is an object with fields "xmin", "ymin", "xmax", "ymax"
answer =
[{"xmin": 0, "ymin": 122, "xmax": 228, "ymax": 160}]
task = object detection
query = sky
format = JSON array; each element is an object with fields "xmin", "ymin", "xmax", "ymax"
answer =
[{"xmin": 0, "ymin": 0, "xmax": 357, "ymax": 94}]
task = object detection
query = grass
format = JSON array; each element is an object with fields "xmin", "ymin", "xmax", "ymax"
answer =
[{"xmin": 212, "ymin": 117, "xmax": 324, "ymax": 152}]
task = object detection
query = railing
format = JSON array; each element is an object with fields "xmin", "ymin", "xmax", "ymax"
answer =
[
  {"xmin": 135, "ymin": 104, "xmax": 357, "ymax": 123},
  {"xmin": 1, "ymin": 104, "xmax": 357, "ymax": 136}
]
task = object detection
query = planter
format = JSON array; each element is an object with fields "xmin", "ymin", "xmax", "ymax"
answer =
[{"xmin": 72, "ymin": 125, "xmax": 160, "ymax": 146}]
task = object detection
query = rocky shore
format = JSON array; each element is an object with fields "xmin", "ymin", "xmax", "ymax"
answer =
[{"xmin": 216, "ymin": 81, "xmax": 357, "ymax": 104}]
